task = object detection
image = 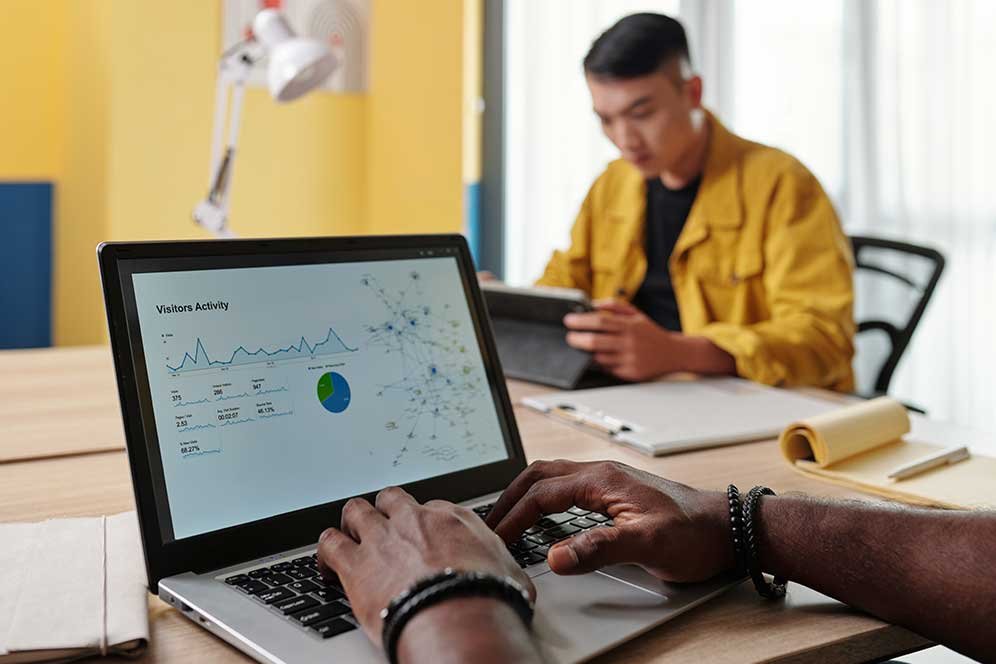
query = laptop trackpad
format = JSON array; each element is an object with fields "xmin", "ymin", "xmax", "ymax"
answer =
[
  {"xmin": 531, "ymin": 569, "xmax": 670, "ymax": 663},
  {"xmin": 599, "ymin": 563, "xmax": 743, "ymax": 601}
]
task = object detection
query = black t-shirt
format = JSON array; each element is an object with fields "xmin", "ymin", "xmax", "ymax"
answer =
[{"xmin": 631, "ymin": 176, "xmax": 701, "ymax": 332}]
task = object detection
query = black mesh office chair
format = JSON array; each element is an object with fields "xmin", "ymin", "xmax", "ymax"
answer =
[{"xmin": 850, "ymin": 235, "xmax": 945, "ymax": 396}]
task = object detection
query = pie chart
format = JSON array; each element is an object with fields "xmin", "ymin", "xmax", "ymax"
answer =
[{"xmin": 316, "ymin": 372, "xmax": 351, "ymax": 413}]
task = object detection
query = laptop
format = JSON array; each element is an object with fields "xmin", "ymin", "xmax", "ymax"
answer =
[{"xmin": 98, "ymin": 235, "xmax": 739, "ymax": 663}]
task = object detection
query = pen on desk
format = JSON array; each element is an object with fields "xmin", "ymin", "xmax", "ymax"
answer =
[
  {"xmin": 548, "ymin": 405, "xmax": 583, "ymax": 425},
  {"xmin": 520, "ymin": 397, "xmax": 551, "ymax": 413},
  {"xmin": 548, "ymin": 406, "xmax": 613, "ymax": 435},
  {"xmin": 549, "ymin": 406, "xmax": 626, "ymax": 436},
  {"xmin": 521, "ymin": 399, "xmax": 637, "ymax": 438},
  {"xmin": 887, "ymin": 445, "xmax": 971, "ymax": 481}
]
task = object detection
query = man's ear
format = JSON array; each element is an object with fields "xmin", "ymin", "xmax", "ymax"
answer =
[{"xmin": 685, "ymin": 75, "xmax": 703, "ymax": 109}]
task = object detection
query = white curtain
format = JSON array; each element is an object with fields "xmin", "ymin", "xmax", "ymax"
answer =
[
  {"xmin": 839, "ymin": 0, "xmax": 996, "ymax": 432},
  {"xmin": 503, "ymin": 0, "xmax": 680, "ymax": 287},
  {"xmin": 503, "ymin": 0, "xmax": 996, "ymax": 432}
]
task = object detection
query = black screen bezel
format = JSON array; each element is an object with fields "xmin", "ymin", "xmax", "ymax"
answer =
[{"xmin": 98, "ymin": 235, "xmax": 527, "ymax": 592}]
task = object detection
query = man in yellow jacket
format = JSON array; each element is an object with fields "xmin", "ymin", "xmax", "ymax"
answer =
[{"xmin": 538, "ymin": 13, "xmax": 855, "ymax": 391}]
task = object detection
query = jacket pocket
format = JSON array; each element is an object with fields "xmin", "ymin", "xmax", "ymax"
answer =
[
  {"xmin": 591, "ymin": 212, "xmax": 638, "ymax": 270},
  {"xmin": 686, "ymin": 227, "xmax": 764, "ymax": 288}
]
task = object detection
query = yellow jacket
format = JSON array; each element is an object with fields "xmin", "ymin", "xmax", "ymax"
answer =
[{"xmin": 537, "ymin": 112, "xmax": 856, "ymax": 391}]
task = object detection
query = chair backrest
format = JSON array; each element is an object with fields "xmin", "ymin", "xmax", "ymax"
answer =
[{"xmin": 850, "ymin": 235, "xmax": 945, "ymax": 395}]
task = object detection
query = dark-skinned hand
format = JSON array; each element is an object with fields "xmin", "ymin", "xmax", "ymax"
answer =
[
  {"xmin": 486, "ymin": 459, "xmax": 734, "ymax": 581},
  {"xmin": 317, "ymin": 487, "xmax": 534, "ymax": 647}
]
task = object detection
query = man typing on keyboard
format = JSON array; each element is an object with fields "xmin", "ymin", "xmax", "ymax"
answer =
[{"xmin": 317, "ymin": 460, "xmax": 996, "ymax": 664}]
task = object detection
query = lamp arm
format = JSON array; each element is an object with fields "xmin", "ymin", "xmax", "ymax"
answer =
[
  {"xmin": 193, "ymin": 41, "xmax": 262, "ymax": 238},
  {"xmin": 207, "ymin": 67, "xmax": 228, "ymax": 182}
]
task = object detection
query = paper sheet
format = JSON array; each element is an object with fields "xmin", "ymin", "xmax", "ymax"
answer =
[{"xmin": 796, "ymin": 440, "xmax": 996, "ymax": 510}]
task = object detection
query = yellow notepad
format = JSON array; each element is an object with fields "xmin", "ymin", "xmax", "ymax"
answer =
[{"xmin": 779, "ymin": 397, "xmax": 996, "ymax": 509}]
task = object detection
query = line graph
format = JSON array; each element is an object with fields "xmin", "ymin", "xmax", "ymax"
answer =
[
  {"xmin": 215, "ymin": 392, "xmax": 250, "ymax": 401},
  {"xmin": 176, "ymin": 417, "xmax": 258, "ymax": 433},
  {"xmin": 174, "ymin": 398, "xmax": 210, "ymax": 408},
  {"xmin": 171, "ymin": 386, "xmax": 289, "ymax": 407},
  {"xmin": 182, "ymin": 448, "xmax": 222, "ymax": 459},
  {"xmin": 166, "ymin": 327, "xmax": 356, "ymax": 373},
  {"xmin": 259, "ymin": 410, "xmax": 294, "ymax": 420},
  {"xmin": 255, "ymin": 387, "xmax": 289, "ymax": 396},
  {"xmin": 176, "ymin": 423, "xmax": 216, "ymax": 433},
  {"xmin": 219, "ymin": 417, "xmax": 255, "ymax": 427}
]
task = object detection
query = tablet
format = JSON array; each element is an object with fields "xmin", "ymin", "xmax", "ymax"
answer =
[
  {"xmin": 481, "ymin": 282, "xmax": 611, "ymax": 389},
  {"xmin": 480, "ymin": 282, "xmax": 593, "ymax": 321}
]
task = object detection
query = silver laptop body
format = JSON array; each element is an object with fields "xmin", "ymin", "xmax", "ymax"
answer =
[{"xmin": 98, "ymin": 235, "xmax": 739, "ymax": 664}]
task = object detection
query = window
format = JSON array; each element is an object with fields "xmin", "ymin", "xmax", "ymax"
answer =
[
  {"xmin": 495, "ymin": 0, "xmax": 996, "ymax": 431},
  {"xmin": 503, "ymin": 0, "xmax": 680, "ymax": 286}
]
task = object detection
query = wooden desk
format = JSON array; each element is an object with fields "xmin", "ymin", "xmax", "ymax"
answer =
[
  {"xmin": 0, "ymin": 347, "xmax": 931, "ymax": 663},
  {"xmin": 0, "ymin": 346, "xmax": 124, "ymax": 463}
]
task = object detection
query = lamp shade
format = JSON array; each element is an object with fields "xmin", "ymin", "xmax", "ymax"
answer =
[{"xmin": 252, "ymin": 9, "xmax": 338, "ymax": 102}]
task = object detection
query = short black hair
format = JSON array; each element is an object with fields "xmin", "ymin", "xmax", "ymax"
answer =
[{"xmin": 583, "ymin": 13, "xmax": 691, "ymax": 79}]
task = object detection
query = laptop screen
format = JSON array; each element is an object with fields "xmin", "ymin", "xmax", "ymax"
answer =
[{"xmin": 125, "ymin": 249, "xmax": 511, "ymax": 541}]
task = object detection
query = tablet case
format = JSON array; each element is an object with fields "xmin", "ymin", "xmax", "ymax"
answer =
[{"xmin": 483, "ymin": 286, "xmax": 619, "ymax": 390}]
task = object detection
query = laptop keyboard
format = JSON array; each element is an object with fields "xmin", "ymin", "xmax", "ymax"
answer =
[
  {"xmin": 222, "ymin": 553, "xmax": 358, "ymax": 640},
  {"xmin": 220, "ymin": 506, "xmax": 612, "ymax": 641},
  {"xmin": 472, "ymin": 503, "xmax": 613, "ymax": 569}
]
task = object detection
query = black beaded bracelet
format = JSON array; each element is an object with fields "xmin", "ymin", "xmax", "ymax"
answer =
[
  {"xmin": 380, "ymin": 569, "xmax": 534, "ymax": 664},
  {"xmin": 741, "ymin": 486, "xmax": 787, "ymax": 599},
  {"xmin": 726, "ymin": 484, "xmax": 747, "ymax": 576}
]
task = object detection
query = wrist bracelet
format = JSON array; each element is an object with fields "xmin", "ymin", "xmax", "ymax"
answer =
[
  {"xmin": 380, "ymin": 568, "xmax": 534, "ymax": 664},
  {"xmin": 726, "ymin": 484, "xmax": 747, "ymax": 576},
  {"xmin": 742, "ymin": 486, "xmax": 788, "ymax": 599}
]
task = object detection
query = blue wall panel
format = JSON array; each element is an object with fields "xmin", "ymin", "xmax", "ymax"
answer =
[
  {"xmin": 463, "ymin": 181, "xmax": 482, "ymax": 267},
  {"xmin": 0, "ymin": 182, "xmax": 53, "ymax": 348}
]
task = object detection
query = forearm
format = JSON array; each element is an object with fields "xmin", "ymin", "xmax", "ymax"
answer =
[
  {"xmin": 695, "ymin": 317, "xmax": 853, "ymax": 389},
  {"xmin": 758, "ymin": 495, "xmax": 996, "ymax": 662},
  {"xmin": 398, "ymin": 597, "xmax": 544, "ymax": 664},
  {"xmin": 671, "ymin": 334, "xmax": 736, "ymax": 375}
]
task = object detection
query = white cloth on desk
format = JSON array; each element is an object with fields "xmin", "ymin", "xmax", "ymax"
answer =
[{"xmin": 0, "ymin": 512, "xmax": 148, "ymax": 662}]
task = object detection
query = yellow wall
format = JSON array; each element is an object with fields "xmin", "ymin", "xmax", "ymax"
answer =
[
  {"xmin": 366, "ymin": 0, "xmax": 465, "ymax": 235},
  {"xmin": 463, "ymin": 0, "xmax": 483, "ymax": 186},
  {"xmin": 227, "ymin": 91, "xmax": 368, "ymax": 238},
  {"xmin": 54, "ymin": 0, "xmax": 111, "ymax": 346},
  {"xmin": 0, "ymin": 0, "xmax": 66, "ymax": 179},
  {"xmin": 36, "ymin": 0, "xmax": 467, "ymax": 346}
]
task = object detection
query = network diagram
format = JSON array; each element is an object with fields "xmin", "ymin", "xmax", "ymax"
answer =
[{"xmin": 361, "ymin": 271, "xmax": 491, "ymax": 466}]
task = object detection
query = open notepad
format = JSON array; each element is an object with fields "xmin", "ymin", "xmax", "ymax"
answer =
[
  {"xmin": 0, "ymin": 512, "xmax": 148, "ymax": 663},
  {"xmin": 779, "ymin": 397, "xmax": 996, "ymax": 509}
]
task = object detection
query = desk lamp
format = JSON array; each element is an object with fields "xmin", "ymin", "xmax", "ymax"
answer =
[{"xmin": 193, "ymin": 9, "xmax": 337, "ymax": 237}]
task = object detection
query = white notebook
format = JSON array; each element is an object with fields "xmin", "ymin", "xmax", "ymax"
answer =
[
  {"xmin": 522, "ymin": 377, "xmax": 843, "ymax": 456},
  {"xmin": 0, "ymin": 512, "xmax": 148, "ymax": 663}
]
